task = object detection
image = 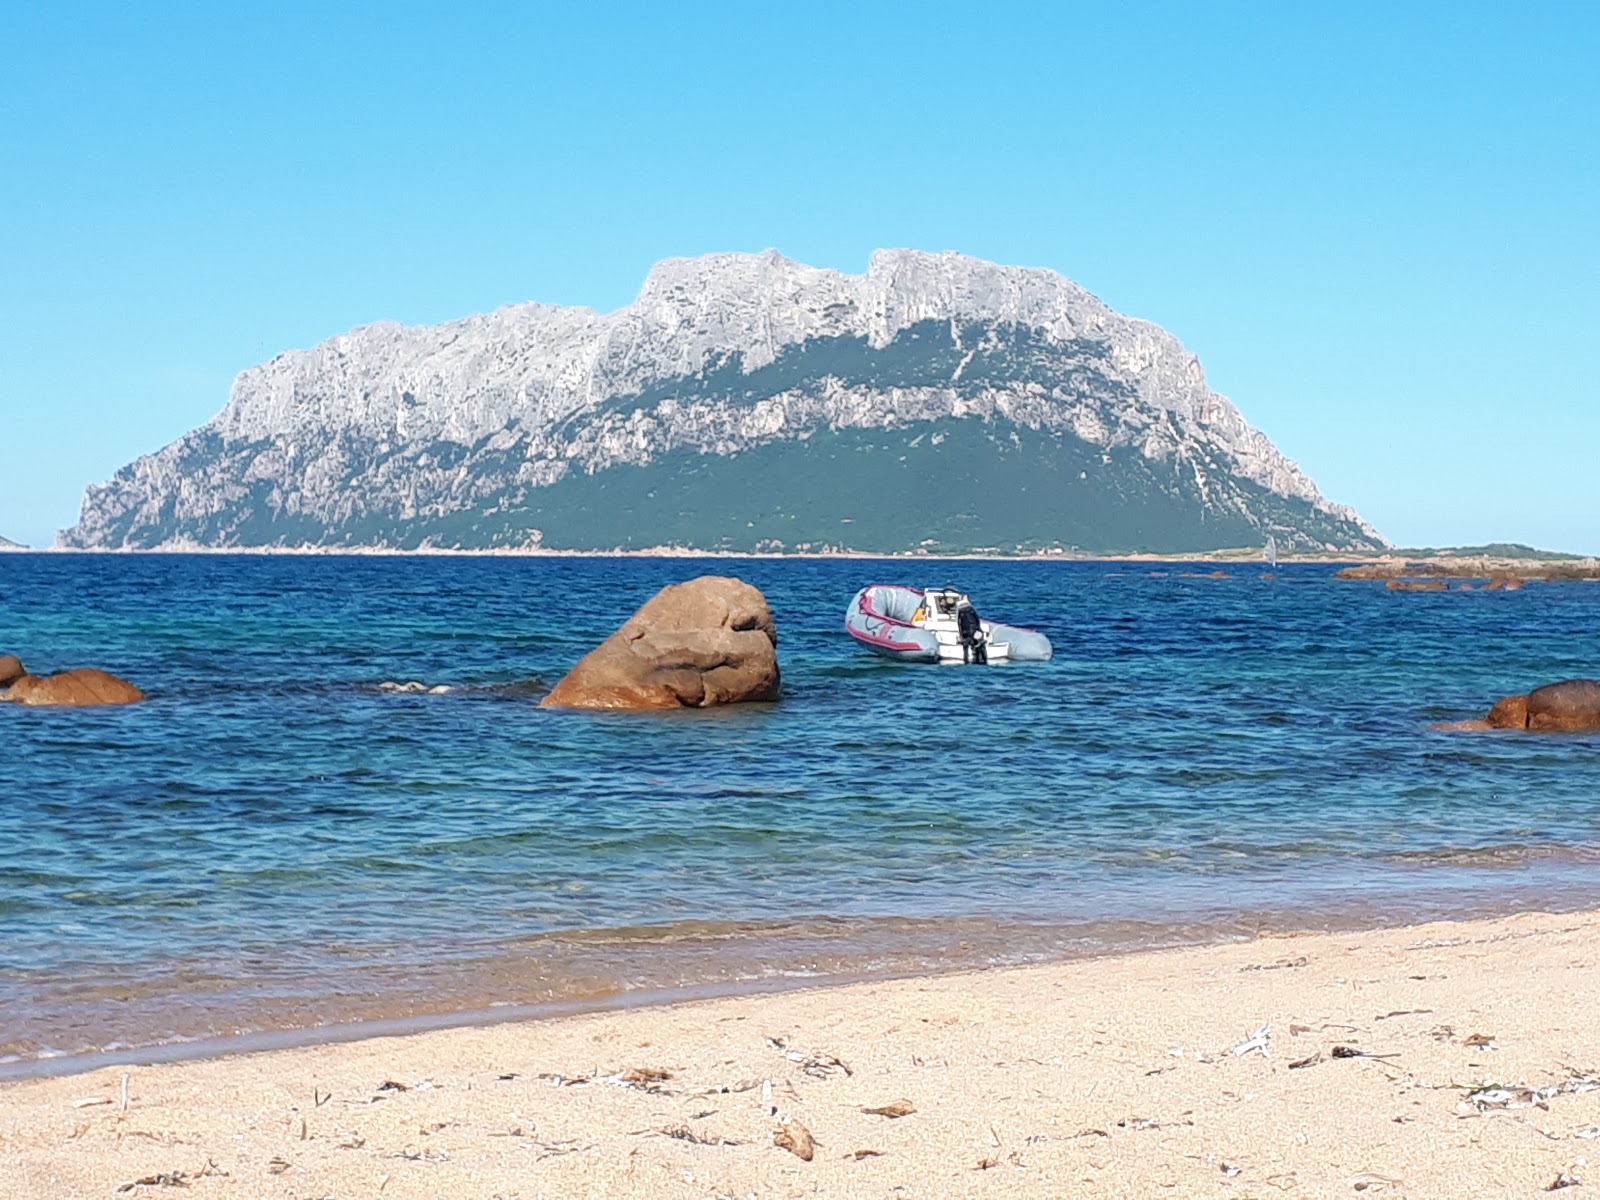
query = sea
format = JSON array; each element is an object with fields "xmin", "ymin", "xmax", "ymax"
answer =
[{"xmin": 3, "ymin": 553, "xmax": 1599, "ymax": 1078}]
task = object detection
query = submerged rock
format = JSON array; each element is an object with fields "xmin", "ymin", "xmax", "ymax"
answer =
[
  {"xmin": 541, "ymin": 576, "xmax": 779, "ymax": 711},
  {"xmin": 377, "ymin": 680, "xmax": 452, "ymax": 694},
  {"xmin": 2, "ymin": 667, "xmax": 146, "ymax": 707},
  {"xmin": 1385, "ymin": 579, "xmax": 1448, "ymax": 592}
]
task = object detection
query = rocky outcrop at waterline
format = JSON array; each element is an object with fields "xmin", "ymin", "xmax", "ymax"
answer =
[
  {"xmin": 541, "ymin": 576, "xmax": 780, "ymax": 711},
  {"xmin": 1434, "ymin": 679, "xmax": 1600, "ymax": 733},
  {"xmin": 0, "ymin": 660, "xmax": 146, "ymax": 707},
  {"xmin": 1339, "ymin": 556, "xmax": 1600, "ymax": 590}
]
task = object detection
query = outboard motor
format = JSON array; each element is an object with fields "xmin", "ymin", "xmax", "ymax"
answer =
[{"xmin": 955, "ymin": 598, "xmax": 988, "ymax": 665}]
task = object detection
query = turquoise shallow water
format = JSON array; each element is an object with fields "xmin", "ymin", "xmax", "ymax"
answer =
[{"xmin": 3, "ymin": 554, "xmax": 1599, "ymax": 1071}]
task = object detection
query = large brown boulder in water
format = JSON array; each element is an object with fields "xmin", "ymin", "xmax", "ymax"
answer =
[
  {"xmin": 2, "ymin": 668, "xmax": 146, "ymax": 707},
  {"xmin": 1526, "ymin": 679, "xmax": 1600, "ymax": 731},
  {"xmin": 1473, "ymin": 680, "xmax": 1600, "ymax": 732},
  {"xmin": 0, "ymin": 655, "xmax": 24, "ymax": 688},
  {"xmin": 541, "ymin": 576, "xmax": 779, "ymax": 711}
]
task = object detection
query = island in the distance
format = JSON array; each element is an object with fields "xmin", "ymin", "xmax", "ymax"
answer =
[{"xmin": 61, "ymin": 250, "xmax": 1386, "ymax": 557}]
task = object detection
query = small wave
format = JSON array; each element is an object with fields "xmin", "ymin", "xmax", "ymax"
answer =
[
  {"xmin": 1382, "ymin": 843, "xmax": 1600, "ymax": 868},
  {"xmin": 358, "ymin": 677, "xmax": 548, "ymax": 699}
]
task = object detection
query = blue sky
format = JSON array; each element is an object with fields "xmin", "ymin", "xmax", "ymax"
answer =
[{"xmin": 2, "ymin": 1, "xmax": 1595, "ymax": 550}]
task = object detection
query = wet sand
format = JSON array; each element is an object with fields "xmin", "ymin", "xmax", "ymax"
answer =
[{"xmin": 3, "ymin": 908, "xmax": 1597, "ymax": 1198}]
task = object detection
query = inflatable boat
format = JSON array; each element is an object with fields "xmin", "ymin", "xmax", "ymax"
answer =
[{"xmin": 844, "ymin": 585, "xmax": 1053, "ymax": 664}]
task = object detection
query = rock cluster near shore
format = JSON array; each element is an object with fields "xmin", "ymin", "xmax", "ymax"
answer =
[
  {"xmin": 542, "ymin": 576, "xmax": 780, "ymax": 710},
  {"xmin": 0, "ymin": 657, "xmax": 145, "ymax": 707},
  {"xmin": 1339, "ymin": 556, "xmax": 1600, "ymax": 591}
]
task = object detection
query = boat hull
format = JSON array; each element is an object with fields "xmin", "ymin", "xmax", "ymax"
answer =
[{"xmin": 844, "ymin": 585, "xmax": 1052, "ymax": 663}]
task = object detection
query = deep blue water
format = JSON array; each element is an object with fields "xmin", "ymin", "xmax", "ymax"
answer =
[{"xmin": 3, "ymin": 553, "xmax": 1599, "ymax": 1069}]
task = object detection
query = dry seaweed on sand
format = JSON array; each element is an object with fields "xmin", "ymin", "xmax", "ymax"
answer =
[
  {"xmin": 862, "ymin": 1098, "xmax": 916, "ymax": 1118},
  {"xmin": 773, "ymin": 1120, "xmax": 816, "ymax": 1161},
  {"xmin": 613, "ymin": 1065, "xmax": 676, "ymax": 1092},
  {"xmin": 1457, "ymin": 1071, "xmax": 1600, "ymax": 1112},
  {"xmin": 635, "ymin": 1124, "xmax": 744, "ymax": 1146}
]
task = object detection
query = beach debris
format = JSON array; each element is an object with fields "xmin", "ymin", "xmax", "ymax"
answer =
[
  {"xmin": 1348, "ymin": 1171, "xmax": 1403, "ymax": 1191},
  {"xmin": 849, "ymin": 1149, "xmax": 884, "ymax": 1159},
  {"xmin": 762, "ymin": 1079, "xmax": 774, "ymax": 1114},
  {"xmin": 697, "ymin": 1078, "xmax": 761, "ymax": 1096},
  {"xmin": 495, "ymin": 1072, "xmax": 520, "ymax": 1081},
  {"xmin": 1463, "ymin": 1032, "xmax": 1498, "ymax": 1049},
  {"xmin": 1578, "ymin": 1127, "xmax": 1600, "ymax": 1139},
  {"xmin": 266, "ymin": 1157, "xmax": 291, "ymax": 1174},
  {"xmin": 774, "ymin": 1120, "xmax": 816, "ymax": 1161},
  {"xmin": 121, "ymin": 1072, "xmax": 130, "ymax": 1112},
  {"xmin": 1232, "ymin": 1025, "xmax": 1271, "ymax": 1058},
  {"xmin": 1376, "ymin": 1009, "xmax": 1434, "ymax": 1020},
  {"xmin": 1241, "ymin": 955, "xmax": 1309, "ymax": 972},
  {"xmin": 1548, "ymin": 1173, "xmax": 1582, "ymax": 1191},
  {"xmin": 394, "ymin": 1146, "xmax": 451, "ymax": 1163},
  {"xmin": 798, "ymin": 1051, "xmax": 852, "ymax": 1079},
  {"xmin": 1461, "ymin": 1073, "xmax": 1600, "ymax": 1112},
  {"xmin": 530, "ymin": 1139, "xmax": 592, "ymax": 1160},
  {"xmin": 862, "ymin": 1099, "xmax": 916, "ymax": 1118},
  {"xmin": 116, "ymin": 1171, "xmax": 191, "ymax": 1191},
  {"xmin": 619, "ymin": 1066, "xmax": 674, "ymax": 1091},
  {"xmin": 1289, "ymin": 1051, "xmax": 1323, "ymax": 1069},
  {"xmin": 637, "ymin": 1124, "xmax": 743, "ymax": 1146},
  {"xmin": 1332, "ymin": 1046, "xmax": 1401, "ymax": 1060},
  {"xmin": 71, "ymin": 1096, "xmax": 112, "ymax": 1108},
  {"xmin": 375, "ymin": 1079, "xmax": 408, "ymax": 1093}
]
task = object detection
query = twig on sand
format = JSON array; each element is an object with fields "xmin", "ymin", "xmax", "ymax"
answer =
[
  {"xmin": 1348, "ymin": 1171, "xmax": 1403, "ymax": 1191},
  {"xmin": 862, "ymin": 1099, "xmax": 916, "ymax": 1118}
]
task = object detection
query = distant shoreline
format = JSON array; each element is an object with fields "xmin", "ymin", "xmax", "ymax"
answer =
[
  {"xmin": 15, "ymin": 545, "xmax": 1599, "ymax": 570},
  {"xmin": 9, "ymin": 544, "xmax": 1391, "ymax": 564}
]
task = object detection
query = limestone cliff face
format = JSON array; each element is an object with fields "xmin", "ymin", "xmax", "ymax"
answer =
[{"xmin": 62, "ymin": 250, "xmax": 1385, "ymax": 554}]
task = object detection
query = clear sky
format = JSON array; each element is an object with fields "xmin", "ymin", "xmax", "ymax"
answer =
[{"xmin": 2, "ymin": 1, "xmax": 1595, "ymax": 551}]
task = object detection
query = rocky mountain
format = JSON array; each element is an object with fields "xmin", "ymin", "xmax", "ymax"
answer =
[
  {"xmin": 0, "ymin": 535, "xmax": 27, "ymax": 551},
  {"xmin": 62, "ymin": 250, "xmax": 1385, "ymax": 555}
]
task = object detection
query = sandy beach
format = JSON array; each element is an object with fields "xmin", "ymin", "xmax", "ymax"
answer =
[{"xmin": 3, "ymin": 910, "xmax": 1597, "ymax": 1198}]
